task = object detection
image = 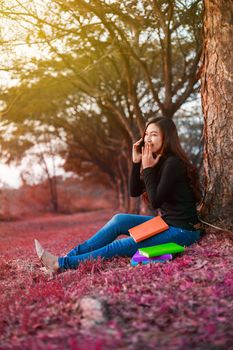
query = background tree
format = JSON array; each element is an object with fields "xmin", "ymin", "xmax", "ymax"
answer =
[
  {"xmin": 201, "ymin": 0, "xmax": 233, "ymax": 229},
  {"xmin": 0, "ymin": 121, "xmax": 65, "ymax": 212},
  {"xmin": 0, "ymin": 0, "xmax": 203, "ymax": 212}
]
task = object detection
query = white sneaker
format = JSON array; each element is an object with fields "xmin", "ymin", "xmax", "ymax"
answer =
[{"xmin": 34, "ymin": 239, "xmax": 44, "ymax": 260}]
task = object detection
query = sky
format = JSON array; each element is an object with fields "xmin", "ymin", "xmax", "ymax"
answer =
[
  {"xmin": 0, "ymin": 163, "xmax": 21, "ymax": 188},
  {"xmin": 0, "ymin": 155, "xmax": 74, "ymax": 189},
  {"xmin": 0, "ymin": 1, "xmax": 56, "ymax": 188}
]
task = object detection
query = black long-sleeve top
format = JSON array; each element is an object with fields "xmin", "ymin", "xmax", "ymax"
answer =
[{"xmin": 129, "ymin": 154, "xmax": 199, "ymax": 231}]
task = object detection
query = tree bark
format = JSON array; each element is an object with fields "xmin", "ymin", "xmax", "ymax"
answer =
[{"xmin": 201, "ymin": 0, "xmax": 233, "ymax": 229}]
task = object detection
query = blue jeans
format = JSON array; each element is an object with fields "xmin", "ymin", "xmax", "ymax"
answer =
[{"xmin": 58, "ymin": 214, "xmax": 200, "ymax": 270}]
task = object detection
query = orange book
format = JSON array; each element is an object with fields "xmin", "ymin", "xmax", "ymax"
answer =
[{"xmin": 128, "ymin": 216, "xmax": 169, "ymax": 243}]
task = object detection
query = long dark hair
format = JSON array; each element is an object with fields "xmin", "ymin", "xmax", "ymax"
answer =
[{"xmin": 142, "ymin": 117, "xmax": 201, "ymax": 203}]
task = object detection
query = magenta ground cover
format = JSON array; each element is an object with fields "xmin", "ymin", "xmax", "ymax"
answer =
[{"xmin": 0, "ymin": 210, "xmax": 233, "ymax": 350}]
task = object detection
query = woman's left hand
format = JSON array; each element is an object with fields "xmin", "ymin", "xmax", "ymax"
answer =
[{"xmin": 142, "ymin": 143, "xmax": 162, "ymax": 169}]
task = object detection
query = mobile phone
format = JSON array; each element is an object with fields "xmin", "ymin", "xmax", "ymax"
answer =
[{"xmin": 138, "ymin": 139, "xmax": 145, "ymax": 153}]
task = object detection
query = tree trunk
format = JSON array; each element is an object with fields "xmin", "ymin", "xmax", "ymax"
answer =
[
  {"xmin": 116, "ymin": 178, "xmax": 124, "ymax": 210},
  {"xmin": 201, "ymin": 0, "xmax": 233, "ymax": 229},
  {"xmin": 51, "ymin": 177, "xmax": 59, "ymax": 212}
]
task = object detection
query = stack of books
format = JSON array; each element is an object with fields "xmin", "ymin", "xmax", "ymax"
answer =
[
  {"xmin": 130, "ymin": 250, "xmax": 172, "ymax": 266},
  {"xmin": 128, "ymin": 217, "xmax": 185, "ymax": 266},
  {"xmin": 130, "ymin": 242, "xmax": 185, "ymax": 266}
]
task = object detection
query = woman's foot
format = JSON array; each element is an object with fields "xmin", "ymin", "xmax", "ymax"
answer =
[{"xmin": 34, "ymin": 239, "xmax": 59, "ymax": 274}]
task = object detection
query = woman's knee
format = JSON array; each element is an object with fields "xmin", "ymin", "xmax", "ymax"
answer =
[
  {"xmin": 109, "ymin": 237, "xmax": 137, "ymax": 256},
  {"xmin": 111, "ymin": 213, "xmax": 128, "ymax": 224}
]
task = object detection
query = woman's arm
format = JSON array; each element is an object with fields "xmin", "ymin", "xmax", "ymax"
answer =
[
  {"xmin": 142, "ymin": 157, "xmax": 184, "ymax": 209},
  {"xmin": 129, "ymin": 162, "xmax": 145, "ymax": 197},
  {"xmin": 130, "ymin": 138, "xmax": 145, "ymax": 197}
]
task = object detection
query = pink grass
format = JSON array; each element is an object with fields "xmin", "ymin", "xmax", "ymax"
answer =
[{"xmin": 0, "ymin": 210, "xmax": 233, "ymax": 350}]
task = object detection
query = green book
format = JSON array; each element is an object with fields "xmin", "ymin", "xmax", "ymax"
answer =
[{"xmin": 139, "ymin": 242, "xmax": 185, "ymax": 258}]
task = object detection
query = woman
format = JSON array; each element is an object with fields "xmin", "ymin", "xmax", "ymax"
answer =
[{"xmin": 35, "ymin": 117, "xmax": 201, "ymax": 274}]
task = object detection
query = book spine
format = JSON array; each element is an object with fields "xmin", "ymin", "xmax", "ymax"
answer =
[
  {"xmin": 134, "ymin": 230, "xmax": 158, "ymax": 243},
  {"xmin": 132, "ymin": 254, "xmax": 172, "ymax": 262},
  {"xmin": 139, "ymin": 249, "xmax": 169, "ymax": 258}
]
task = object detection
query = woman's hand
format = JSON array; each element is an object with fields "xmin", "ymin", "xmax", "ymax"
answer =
[
  {"xmin": 142, "ymin": 143, "xmax": 162, "ymax": 169},
  {"xmin": 132, "ymin": 138, "xmax": 143, "ymax": 163}
]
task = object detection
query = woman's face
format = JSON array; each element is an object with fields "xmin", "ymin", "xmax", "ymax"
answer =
[{"xmin": 144, "ymin": 123, "xmax": 163, "ymax": 154}]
